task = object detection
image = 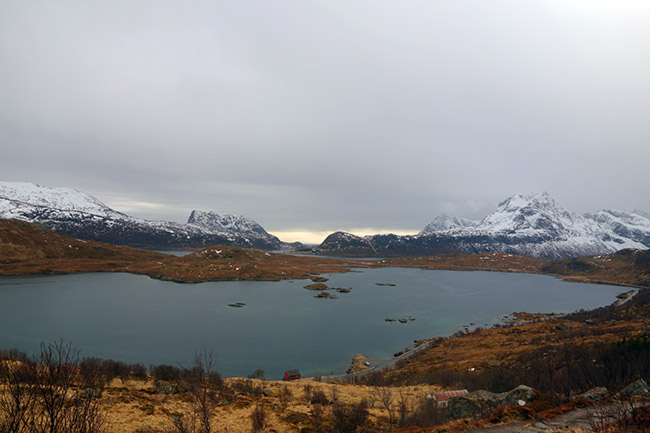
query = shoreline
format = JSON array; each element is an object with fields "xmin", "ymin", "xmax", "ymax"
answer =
[{"xmin": 328, "ymin": 288, "xmax": 641, "ymax": 381}]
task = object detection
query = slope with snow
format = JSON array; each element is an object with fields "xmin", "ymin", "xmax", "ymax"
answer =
[
  {"xmin": 584, "ymin": 209, "xmax": 650, "ymax": 247},
  {"xmin": 0, "ymin": 181, "xmax": 290, "ymax": 250},
  {"xmin": 419, "ymin": 215, "xmax": 477, "ymax": 235},
  {"xmin": 318, "ymin": 192, "xmax": 650, "ymax": 259}
]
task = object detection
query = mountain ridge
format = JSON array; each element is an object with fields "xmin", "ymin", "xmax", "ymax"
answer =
[
  {"xmin": 0, "ymin": 181, "xmax": 296, "ymax": 250},
  {"xmin": 317, "ymin": 192, "xmax": 650, "ymax": 260}
]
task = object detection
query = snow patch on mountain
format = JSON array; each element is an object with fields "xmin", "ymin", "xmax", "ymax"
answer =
[
  {"xmin": 187, "ymin": 210, "xmax": 268, "ymax": 237},
  {"xmin": 419, "ymin": 215, "xmax": 477, "ymax": 235},
  {"xmin": 0, "ymin": 181, "xmax": 289, "ymax": 250},
  {"xmin": 424, "ymin": 191, "xmax": 647, "ymax": 258},
  {"xmin": 584, "ymin": 209, "xmax": 650, "ymax": 246},
  {"xmin": 0, "ymin": 181, "xmax": 122, "ymax": 219},
  {"xmin": 323, "ymin": 191, "xmax": 649, "ymax": 259}
]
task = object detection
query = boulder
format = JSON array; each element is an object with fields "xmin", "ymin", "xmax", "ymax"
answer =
[
  {"xmin": 616, "ymin": 379, "xmax": 650, "ymax": 398},
  {"xmin": 570, "ymin": 387, "xmax": 609, "ymax": 401},
  {"xmin": 79, "ymin": 388, "xmax": 102, "ymax": 400},
  {"xmin": 502, "ymin": 385, "xmax": 536, "ymax": 405},
  {"xmin": 448, "ymin": 385, "xmax": 537, "ymax": 420},
  {"xmin": 155, "ymin": 380, "xmax": 180, "ymax": 394},
  {"xmin": 448, "ymin": 396, "xmax": 481, "ymax": 420}
]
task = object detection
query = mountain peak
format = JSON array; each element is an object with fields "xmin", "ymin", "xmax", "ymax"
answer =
[
  {"xmin": 419, "ymin": 215, "xmax": 477, "ymax": 235},
  {"xmin": 187, "ymin": 210, "xmax": 268, "ymax": 236},
  {"xmin": 496, "ymin": 191, "xmax": 555, "ymax": 212},
  {"xmin": 0, "ymin": 180, "xmax": 117, "ymax": 217},
  {"xmin": 0, "ymin": 181, "xmax": 290, "ymax": 250}
]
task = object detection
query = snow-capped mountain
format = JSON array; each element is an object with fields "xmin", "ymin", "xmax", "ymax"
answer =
[
  {"xmin": 317, "ymin": 192, "xmax": 650, "ymax": 260},
  {"xmin": 584, "ymin": 209, "xmax": 650, "ymax": 247},
  {"xmin": 0, "ymin": 182, "xmax": 124, "ymax": 220},
  {"xmin": 419, "ymin": 215, "xmax": 477, "ymax": 234},
  {"xmin": 0, "ymin": 181, "xmax": 293, "ymax": 250},
  {"xmin": 187, "ymin": 210, "xmax": 270, "ymax": 237}
]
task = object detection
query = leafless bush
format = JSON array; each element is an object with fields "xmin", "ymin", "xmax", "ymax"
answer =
[
  {"xmin": 373, "ymin": 386, "xmax": 395, "ymax": 428},
  {"xmin": 1, "ymin": 340, "xmax": 107, "ymax": 433},
  {"xmin": 80, "ymin": 357, "xmax": 106, "ymax": 390},
  {"xmin": 310, "ymin": 404, "xmax": 325, "ymax": 433},
  {"xmin": 164, "ymin": 350, "xmax": 223, "ymax": 433},
  {"xmin": 311, "ymin": 390, "xmax": 329, "ymax": 405},
  {"xmin": 329, "ymin": 386, "xmax": 339, "ymax": 404},
  {"xmin": 278, "ymin": 385, "xmax": 293, "ymax": 411},
  {"xmin": 402, "ymin": 397, "xmax": 446, "ymax": 428},
  {"xmin": 303, "ymin": 384, "xmax": 313, "ymax": 403},
  {"xmin": 588, "ymin": 400, "xmax": 650, "ymax": 433},
  {"xmin": 397, "ymin": 389, "xmax": 411, "ymax": 428},
  {"xmin": 250, "ymin": 402, "xmax": 268, "ymax": 433},
  {"xmin": 330, "ymin": 400, "xmax": 374, "ymax": 433},
  {"xmin": 0, "ymin": 357, "xmax": 37, "ymax": 433}
]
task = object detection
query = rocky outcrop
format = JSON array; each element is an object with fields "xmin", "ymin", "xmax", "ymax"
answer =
[
  {"xmin": 615, "ymin": 379, "xmax": 650, "ymax": 399},
  {"xmin": 448, "ymin": 385, "xmax": 536, "ymax": 420},
  {"xmin": 155, "ymin": 380, "xmax": 180, "ymax": 394},
  {"xmin": 570, "ymin": 387, "xmax": 609, "ymax": 401}
]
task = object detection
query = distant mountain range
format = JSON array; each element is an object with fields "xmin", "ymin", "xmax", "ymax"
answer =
[
  {"xmin": 316, "ymin": 192, "xmax": 650, "ymax": 260},
  {"xmin": 0, "ymin": 181, "xmax": 297, "ymax": 250},
  {"xmin": 2, "ymin": 183, "xmax": 649, "ymax": 260}
]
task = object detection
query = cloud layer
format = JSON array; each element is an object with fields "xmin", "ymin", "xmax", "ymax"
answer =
[{"xmin": 1, "ymin": 1, "xmax": 649, "ymax": 241}]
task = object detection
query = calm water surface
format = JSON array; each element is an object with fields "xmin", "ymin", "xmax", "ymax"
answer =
[{"xmin": 0, "ymin": 268, "xmax": 623, "ymax": 378}]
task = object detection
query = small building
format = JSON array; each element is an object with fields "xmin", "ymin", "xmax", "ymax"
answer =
[
  {"xmin": 427, "ymin": 389, "xmax": 469, "ymax": 408},
  {"xmin": 283, "ymin": 369, "xmax": 301, "ymax": 381}
]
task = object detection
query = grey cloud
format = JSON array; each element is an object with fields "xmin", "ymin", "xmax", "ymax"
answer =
[{"xmin": 1, "ymin": 1, "xmax": 649, "ymax": 236}]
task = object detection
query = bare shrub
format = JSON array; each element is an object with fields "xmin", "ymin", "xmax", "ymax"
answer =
[
  {"xmin": 403, "ymin": 397, "xmax": 445, "ymax": 428},
  {"xmin": 0, "ymin": 340, "xmax": 107, "ymax": 433},
  {"xmin": 79, "ymin": 357, "xmax": 106, "ymax": 390},
  {"xmin": 311, "ymin": 390, "xmax": 329, "ymax": 405},
  {"xmin": 303, "ymin": 384, "xmax": 313, "ymax": 403},
  {"xmin": 250, "ymin": 402, "xmax": 268, "ymax": 433},
  {"xmin": 151, "ymin": 364, "xmax": 183, "ymax": 382},
  {"xmin": 0, "ymin": 357, "xmax": 37, "ymax": 433},
  {"xmin": 184, "ymin": 350, "xmax": 222, "ymax": 433},
  {"xmin": 330, "ymin": 400, "xmax": 373, "ymax": 433},
  {"xmin": 373, "ymin": 386, "xmax": 395, "ymax": 428},
  {"xmin": 278, "ymin": 385, "xmax": 293, "ymax": 411},
  {"xmin": 310, "ymin": 404, "xmax": 324, "ymax": 433}
]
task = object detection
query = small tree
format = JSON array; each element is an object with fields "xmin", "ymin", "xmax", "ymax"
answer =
[
  {"xmin": 186, "ymin": 350, "xmax": 222, "ymax": 433},
  {"xmin": 373, "ymin": 386, "xmax": 395, "ymax": 428}
]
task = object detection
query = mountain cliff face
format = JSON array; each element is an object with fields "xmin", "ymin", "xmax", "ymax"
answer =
[
  {"xmin": 0, "ymin": 181, "xmax": 292, "ymax": 250},
  {"xmin": 318, "ymin": 192, "xmax": 650, "ymax": 260}
]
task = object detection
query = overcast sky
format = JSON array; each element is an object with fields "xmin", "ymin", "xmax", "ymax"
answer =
[{"xmin": 1, "ymin": 1, "xmax": 649, "ymax": 243}]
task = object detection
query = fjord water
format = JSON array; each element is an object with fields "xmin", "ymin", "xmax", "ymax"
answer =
[{"xmin": 0, "ymin": 268, "xmax": 623, "ymax": 379}]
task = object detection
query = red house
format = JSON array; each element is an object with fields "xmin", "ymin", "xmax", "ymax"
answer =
[{"xmin": 283, "ymin": 369, "xmax": 301, "ymax": 381}]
